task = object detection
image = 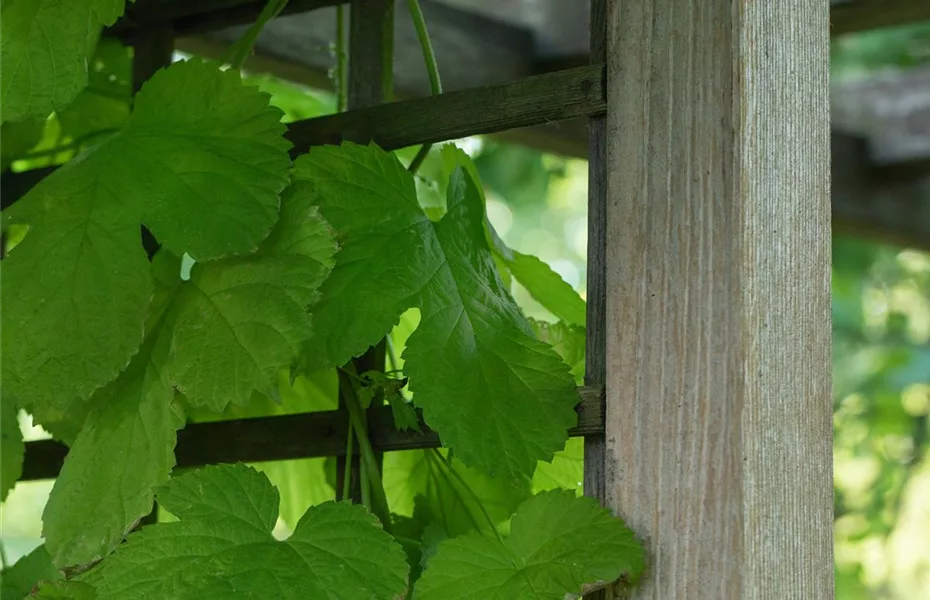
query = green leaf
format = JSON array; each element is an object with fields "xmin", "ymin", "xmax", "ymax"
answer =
[
  {"xmin": 295, "ymin": 144, "xmax": 579, "ymax": 481},
  {"xmin": 294, "ymin": 144, "xmax": 435, "ymax": 369},
  {"xmin": 0, "ymin": 545, "xmax": 62, "ymax": 599},
  {"xmin": 0, "ymin": 0, "xmax": 130, "ymax": 123},
  {"xmin": 529, "ymin": 319, "xmax": 586, "ymax": 385},
  {"xmin": 57, "ymin": 39, "xmax": 133, "ymax": 141},
  {"xmin": 42, "ymin": 334, "xmax": 183, "ymax": 570},
  {"xmin": 531, "ymin": 436, "xmax": 583, "ymax": 495},
  {"xmin": 79, "ymin": 464, "xmax": 410, "ymax": 599},
  {"xmin": 157, "ymin": 182, "xmax": 336, "ymax": 411},
  {"xmin": 1, "ymin": 396, "xmax": 24, "ymax": 502},
  {"xmin": 383, "ymin": 449, "xmax": 530, "ymax": 539},
  {"xmin": 1, "ymin": 159, "xmax": 154, "ymax": 412},
  {"xmin": 388, "ymin": 392, "xmax": 422, "ymax": 433},
  {"xmin": 2, "ymin": 59, "xmax": 292, "ymax": 413},
  {"xmin": 34, "ymin": 580, "xmax": 97, "ymax": 600},
  {"xmin": 415, "ymin": 490, "xmax": 645, "ymax": 599},
  {"xmin": 42, "ymin": 184, "xmax": 336, "ymax": 568},
  {"xmin": 503, "ymin": 252, "xmax": 586, "ymax": 326}
]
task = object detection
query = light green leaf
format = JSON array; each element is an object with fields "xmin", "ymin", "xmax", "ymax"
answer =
[
  {"xmin": 34, "ymin": 580, "xmax": 97, "ymax": 600},
  {"xmin": 0, "ymin": 545, "xmax": 61, "ymax": 599},
  {"xmin": 42, "ymin": 185, "xmax": 336, "ymax": 568},
  {"xmin": 295, "ymin": 144, "xmax": 579, "ymax": 481},
  {"xmin": 42, "ymin": 334, "xmax": 183, "ymax": 570},
  {"xmin": 383, "ymin": 449, "xmax": 529, "ymax": 539},
  {"xmin": 295, "ymin": 144, "xmax": 436, "ymax": 369},
  {"xmin": 415, "ymin": 490, "xmax": 645, "ymax": 599},
  {"xmin": 1, "ymin": 160, "xmax": 154, "ymax": 412},
  {"xmin": 529, "ymin": 319, "xmax": 586, "ymax": 385},
  {"xmin": 1, "ymin": 397, "xmax": 24, "ymax": 502},
  {"xmin": 1, "ymin": 59, "xmax": 292, "ymax": 415},
  {"xmin": 157, "ymin": 182, "xmax": 336, "ymax": 411},
  {"xmin": 0, "ymin": 0, "xmax": 130, "ymax": 123},
  {"xmin": 79, "ymin": 464, "xmax": 410, "ymax": 600},
  {"xmin": 504, "ymin": 252, "xmax": 586, "ymax": 326},
  {"xmin": 531, "ymin": 437, "xmax": 583, "ymax": 495},
  {"xmin": 113, "ymin": 59, "xmax": 291, "ymax": 260}
]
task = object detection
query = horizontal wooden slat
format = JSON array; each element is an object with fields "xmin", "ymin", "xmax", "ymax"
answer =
[
  {"xmin": 109, "ymin": 0, "xmax": 340, "ymax": 38},
  {"xmin": 284, "ymin": 64, "xmax": 605, "ymax": 153},
  {"xmin": 20, "ymin": 385, "xmax": 604, "ymax": 481},
  {"xmin": 0, "ymin": 65, "xmax": 605, "ymax": 211}
]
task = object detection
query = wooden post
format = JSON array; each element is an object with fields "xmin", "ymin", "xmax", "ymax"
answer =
[
  {"xmin": 335, "ymin": 0, "xmax": 394, "ymax": 503},
  {"xmin": 601, "ymin": 2, "xmax": 833, "ymax": 598}
]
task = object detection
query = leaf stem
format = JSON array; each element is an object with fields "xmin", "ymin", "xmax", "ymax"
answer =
[
  {"xmin": 340, "ymin": 367, "xmax": 392, "ymax": 530},
  {"xmin": 341, "ymin": 423, "xmax": 355, "ymax": 501},
  {"xmin": 222, "ymin": 0, "xmax": 289, "ymax": 70},
  {"xmin": 405, "ymin": 0, "xmax": 441, "ymax": 175},
  {"xmin": 335, "ymin": 4, "xmax": 348, "ymax": 113}
]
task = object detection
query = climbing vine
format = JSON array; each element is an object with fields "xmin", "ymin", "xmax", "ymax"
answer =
[{"xmin": 0, "ymin": 0, "xmax": 645, "ymax": 597}]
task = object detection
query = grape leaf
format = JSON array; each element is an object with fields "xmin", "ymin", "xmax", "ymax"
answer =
[
  {"xmin": 0, "ymin": 0, "xmax": 131, "ymax": 123},
  {"xmin": 529, "ymin": 319, "xmax": 586, "ymax": 385},
  {"xmin": 383, "ymin": 449, "xmax": 530, "ymax": 539},
  {"xmin": 0, "ymin": 545, "xmax": 61, "ymax": 599},
  {"xmin": 531, "ymin": 436, "xmax": 583, "ymax": 495},
  {"xmin": 42, "ymin": 332, "xmax": 184, "ymax": 569},
  {"xmin": 79, "ymin": 464, "xmax": 410, "ymax": 600},
  {"xmin": 501, "ymin": 251, "xmax": 586, "ymax": 326},
  {"xmin": 1, "ymin": 396, "xmax": 24, "ymax": 502},
  {"xmin": 113, "ymin": 59, "xmax": 291, "ymax": 260},
  {"xmin": 1, "ymin": 162, "xmax": 155, "ymax": 414},
  {"xmin": 1, "ymin": 59, "xmax": 291, "ymax": 414},
  {"xmin": 415, "ymin": 490, "xmax": 645, "ymax": 599},
  {"xmin": 42, "ymin": 184, "xmax": 336, "ymax": 568},
  {"xmin": 157, "ymin": 181, "xmax": 336, "ymax": 411},
  {"xmin": 295, "ymin": 144, "xmax": 579, "ymax": 480}
]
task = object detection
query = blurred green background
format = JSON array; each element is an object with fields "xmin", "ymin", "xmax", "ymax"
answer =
[{"xmin": 2, "ymin": 21, "xmax": 929, "ymax": 599}]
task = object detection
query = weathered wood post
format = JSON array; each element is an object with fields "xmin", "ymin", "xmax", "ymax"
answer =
[{"xmin": 598, "ymin": 2, "xmax": 833, "ymax": 597}]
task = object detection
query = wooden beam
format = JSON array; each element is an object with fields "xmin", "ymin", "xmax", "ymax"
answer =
[
  {"xmin": 19, "ymin": 386, "xmax": 604, "ymax": 481},
  {"xmin": 602, "ymin": 1, "xmax": 832, "ymax": 597}
]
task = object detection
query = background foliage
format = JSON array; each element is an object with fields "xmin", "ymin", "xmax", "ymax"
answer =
[{"xmin": 1, "ymin": 17, "xmax": 929, "ymax": 600}]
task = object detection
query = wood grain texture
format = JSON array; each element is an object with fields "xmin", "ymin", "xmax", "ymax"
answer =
[
  {"xmin": 19, "ymin": 386, "xmax": 602, "ymax": 481},
  {"xmin": 603, "ymin": 1, "xmax": 833, "ymax": 598}
]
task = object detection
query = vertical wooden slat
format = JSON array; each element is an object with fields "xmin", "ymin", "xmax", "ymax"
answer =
[
  {"xmin": 603, "ymin": 1, "xmax": 832, "ymax": 598},
  {"xmin": 584, "ymin": 0, "xmax": 607, "ymax": 506},
  {"xmin": 583, "ymin": 3, "xmax": 608, "ymax": 597},
  {"xmin": 335, "ymin": 0, "xmax": 394, "ymax": 504}
]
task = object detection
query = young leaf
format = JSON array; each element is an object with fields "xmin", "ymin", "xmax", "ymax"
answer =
[
  {"xmin": 0, "ymin": 0, "xmax": 131, "ymax": 123},
  {"xmin": 388, "ymin": 392, "xmax": 422, "ymax": 433},
  {"xmin": 1, "ymin": 396, "xmax": 24, "ymax": 501},
  {"xmin": 42, "ymin": 184, "xmax": 336, "ymax": 568},
  {"xmin": 1, "ymin": 59, "xmax": 291, "ymax": 414},
  {"xmin": 295, "ymin": 144, "xmax": 579, "ymax": 481},
  {"xmin": 0, "ymin": 545, "xmax": 61, "ymax": 599},
  {"xmin": 415, "ymin": 490, "xmax": 645, "ymax": 599},
  {"xmin": 78, "ymin": 464, "xmax": 410, "ymax": 600}
]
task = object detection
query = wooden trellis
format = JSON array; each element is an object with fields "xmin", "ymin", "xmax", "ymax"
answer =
[{"xmin": 12, "ymin": 0, "xmax": 862, "ymax": 597}]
